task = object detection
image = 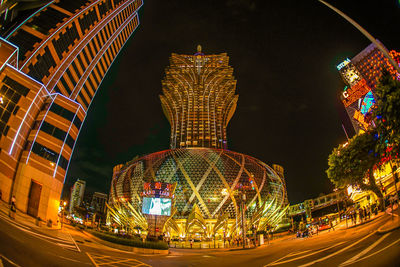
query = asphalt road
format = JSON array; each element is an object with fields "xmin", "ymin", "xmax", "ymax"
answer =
[{"xmin": 0, "ymin": 212, "xmax": 399, "ymax": 267}]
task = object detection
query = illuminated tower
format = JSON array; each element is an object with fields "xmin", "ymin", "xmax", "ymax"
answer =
[
  {"xmin": 160, "ymin": 45, "xmax": 238, "ymax": 149},
  {"xmin": 108, "ymin": 47, "xmax": 289, "ymax": 238},
  {"xmin": 0, "ymin": 0, "xmax": 143, "ymax": 223}
]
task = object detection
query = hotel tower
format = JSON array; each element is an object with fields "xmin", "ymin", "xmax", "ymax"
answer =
[{"xmin": 0, "ymin": 0, "xmax": 143, "ymax": 223}]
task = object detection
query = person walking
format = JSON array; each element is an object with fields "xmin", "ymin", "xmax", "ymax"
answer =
[
  {"xmin": 329, "ymin": 220, "xmax": 335, "ymax": 231},
  {"xmin": 9, "ymin": 195, "xmax": 16, "ymax": 219}
]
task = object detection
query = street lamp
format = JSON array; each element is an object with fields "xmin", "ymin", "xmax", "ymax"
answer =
[{"xmin": 61, "ymin": 201, "xmax": 67, "ymax": 229}]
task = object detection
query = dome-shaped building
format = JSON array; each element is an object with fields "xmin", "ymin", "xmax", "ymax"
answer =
[{"xmin": 107, "ymin": 47, "xmax": 289, "ymax": 239}]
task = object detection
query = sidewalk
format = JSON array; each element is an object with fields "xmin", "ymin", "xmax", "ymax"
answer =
[{"xmin": 0, "ymin": 200, "xmax": 72, "ymax": 241}]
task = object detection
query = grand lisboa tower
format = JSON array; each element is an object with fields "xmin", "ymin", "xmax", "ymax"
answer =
[{"xmin": 108, "ymin": 46, "xmax": 289, "ymax": 239}]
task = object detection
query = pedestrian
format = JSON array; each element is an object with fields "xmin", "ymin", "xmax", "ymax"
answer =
[
  {"xmin": 190, "ymin": 239, "xmax": 193, "ymax": 249},
  {"xmin": 9, "ymin": 195, "xmax": 16, "ymax": 219},
  {"xmin": 363, "ymin": 207, "xmax": 367, "ymax": 221},
  {"xmin": 329, "ymin": 220, "xmax": 335, "ymax": 231}
]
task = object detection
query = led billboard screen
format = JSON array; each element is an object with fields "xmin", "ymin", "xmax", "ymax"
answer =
[{"xmin": 142, "ymin": 197, "xmax": 171, "ymax": 216}]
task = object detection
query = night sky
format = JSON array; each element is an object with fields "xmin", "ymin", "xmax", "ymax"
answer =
[{"xmin": 64, "ymin": 0, "xmax": 400, "ymax": 204}]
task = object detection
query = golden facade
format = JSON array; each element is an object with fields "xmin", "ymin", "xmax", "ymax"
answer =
[{"xmin": 160, "ymin": 46, "xmax": 238, "ymax": 149}]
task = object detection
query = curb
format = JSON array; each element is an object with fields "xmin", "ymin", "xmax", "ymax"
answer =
[
  {"xmin": 83, "ymin": 230, "xmax": 169, "ymax": 255},
  {"xmin": 377, "ymin": 224, "xmax": 400, "ymax": 234}
]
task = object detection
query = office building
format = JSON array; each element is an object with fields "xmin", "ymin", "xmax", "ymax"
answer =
[{"xmin": 69, "ymin": 179, "xmax": 85, "ymax": 213}]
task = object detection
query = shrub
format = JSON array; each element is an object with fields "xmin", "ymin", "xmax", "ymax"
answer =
[{"xmin": 88, "ymin": 230, "xmax": 168, "ymax": 250}]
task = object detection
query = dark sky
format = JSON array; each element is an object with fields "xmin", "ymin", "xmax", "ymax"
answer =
[{"xmin": 64, "ymin": 0, "xmax": 400, "ymax": 203}]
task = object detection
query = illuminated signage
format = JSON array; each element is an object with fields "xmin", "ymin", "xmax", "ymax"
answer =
[
  {"xmin": 142, "ymin": 181, "xmax": 173, "ymax": 198},
  {"xmin": 342, "ymin": 79, "xmax": 370, "ymax": 107},
  {"xmin": 337, "ymin": 58, "xmax": 351, "ymax": 70},
  {"xmin": 360, "ymin": 91, "xmax": 375, "ymax": 115},
  {"xmin": 142, "ymin": 197, "xmax": 171, "ymax": 216},
  {"xmin": 353, "ymin": 110, "xmax": 369, "ymax": 130}
]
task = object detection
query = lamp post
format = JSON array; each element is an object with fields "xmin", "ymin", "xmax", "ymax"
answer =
[
  {"xmin": 61, "ymin": 201, "xmax": 67, "ymax": 229},
  {"xmin": 241, "ymin": 192, "xmax": 246, "ymax": 249}
]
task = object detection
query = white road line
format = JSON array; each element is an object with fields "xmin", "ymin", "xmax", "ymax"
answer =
[
  {"xmin": 14, "ymin": 225, "xmax": 73, "ymax": 244},
  {"xmin": 265, "ymin": 242, "xmax": 345, "ymax": 266},
  {"xmin": 344, "ymin": 237, "xmax": 400, "ymax": 265},
  {"xmin": 299, "ymin": 231, "xmax": 376, "ymax": 267},
  {"xmin": 0, "ymin": 254, "xmax": 21, "ymax": 267},
  {"xmin": 58, "ymin": 255, "xmax": 89, "ymax": 264},
  {"xmin": 57, "ymin": 243, "xmax": 77, "ymax": 248},
  {"xmin": 288, "ymin": 250, "xmax": 312, "ymax": 257},
  {"xmin": 0, "ymin": 214, "xmax": 31, "ymax": 230},
  {"xmin": 339, "ymin": 232, "xmax": 391, "ymax": 266},
  {"xmin": 85, "ymin": 253, "xmax": 99, "ymax": 267},
  {"xmin": 67, "ymin": 229, "xmax": 81, "ymax": 252}
]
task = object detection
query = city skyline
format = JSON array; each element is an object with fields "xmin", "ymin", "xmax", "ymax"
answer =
[{"xmin": 65, "ymin": 0, "xmax": 400, "ymax": 204}]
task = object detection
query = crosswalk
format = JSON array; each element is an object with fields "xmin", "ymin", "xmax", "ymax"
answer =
[
  {"xmin": 264, "ymin": 230, "xmax": 400, "ymax": 266},
  {"xmin": 86, "ymin": 252, "xmax": 151, "ymax": 267}
]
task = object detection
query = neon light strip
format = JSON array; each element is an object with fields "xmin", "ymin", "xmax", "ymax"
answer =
[
  {"xmin": 46, "ymin": 0, "xmax": 138, "ymax": 94},
  {"xmin": 5, "ymin": 1, "xmax": 55, "ymax": 40},
  {"xmin": 25, "ymin": 99, "xmax": 54, "ymax": 164},
  {"xmin": 6, "ymin": 63, "xmax": 47, "ymax": 88},
  {"xmin": 9, "ymin": 86, "xmax": 44, "ymax": 155},
  {"xmin": 21, "ymin": 0, "xmax": 105, "ymax": 70},
  {"xmin": 0, "ymin": 37, "xmax": 19, "ymax": 49},
  {"xmin": 48, "ymin": 92, "xmax": 84, "ymax": 111},
  {"xmin": 63, "ymin": 13, "xmax": 142, "ymax": 184},
  {"xmin": 53, "ymin": 112, "xmax": 77, "ymax": 177},
  {"xmin": 0, "ymin": 49, "xmax": 17, "ymax": 72}
]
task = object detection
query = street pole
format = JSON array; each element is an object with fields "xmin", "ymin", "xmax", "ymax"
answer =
[{"xmin": 241, "ymin": 192, "xmax": 246, "ymax": 249}]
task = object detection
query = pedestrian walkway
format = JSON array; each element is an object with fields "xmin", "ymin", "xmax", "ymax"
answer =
[{"xmin": 0, "ymin": 200, "xmax": 73, "ymax": 242}]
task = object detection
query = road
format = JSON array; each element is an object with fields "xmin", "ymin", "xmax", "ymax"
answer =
[{"xmin": 0, "ymin": 211, "xmax": 399, "ymax": 266}]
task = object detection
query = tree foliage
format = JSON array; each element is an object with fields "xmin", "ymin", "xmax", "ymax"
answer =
[
  {"xmin": 372, "ymin": 71, "xmax": 400, "ymax": 161},
  {"xmin": 327, "ymin": 130, "xmax": 382, "ymax": 199}
]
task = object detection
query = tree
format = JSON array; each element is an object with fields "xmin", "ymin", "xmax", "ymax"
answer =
[
  {"xmin": 372, "ymin": 71, "xmax": 400, "ymax": 162},
  {"xmin": 326, "ymin": 130, "xmax": 383, "ymax": 206}
]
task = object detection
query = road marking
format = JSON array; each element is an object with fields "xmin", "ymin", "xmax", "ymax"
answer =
[
  {"xmin": 299, "ymin": 231, "xmax": 376, "ymax": 267},
  {"xmin": 58, "ymin": 255, "xmax": 90, "ymax": 264},
  {"xmin": 342, "ymin": 237, "xmax": 400, "ymax": 266},
  {"xmin": 86, "ymin": 252, "xmax": 99, "ymax": 267},
  {"xmin": 265, "ymin": 242, "xmax": 345, "ymax": 266},
  {"xmin": 67, "ymin": 229, "xmax": 81, "ymax": 252},
  {"xmin": 0, "ymin": 214, "xmax": 31, "ymax": 230},
  {"xmin": 339, "ymin": 232, "xmax": 391, "ymax": 266},
  {"xmin": 86, "ymin": 252, "xmax": 151, "ymax": 267},
  {"xmin": 0, "ymin": 254, "xmax": 21, "ymax": 267},
  {"xmin": 288, "ymin": 250, "xmax": 312, "ymax": 256}
]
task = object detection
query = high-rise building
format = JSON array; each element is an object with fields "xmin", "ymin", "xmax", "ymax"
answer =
[
  {"xmin": 69, "ymin": 179, "xmax": 85, "ymax": 213},
  {"xmin": 91, "ymin": 191, "xmax": 107, "ymax": 213},
  {"xmin": 108, "ymin": 47, "xmax": 289, "ymax": 239},
  {"xmin": 337, "ymin": 42, "xmax": 400, "ymax": 134},
  {"xmin": 0, "ymin": 0, "xmax": 143, "ymax": 223},
  {"xmin": 160, "ymin": 46, "xmax": 238, "ymax": 149}
]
